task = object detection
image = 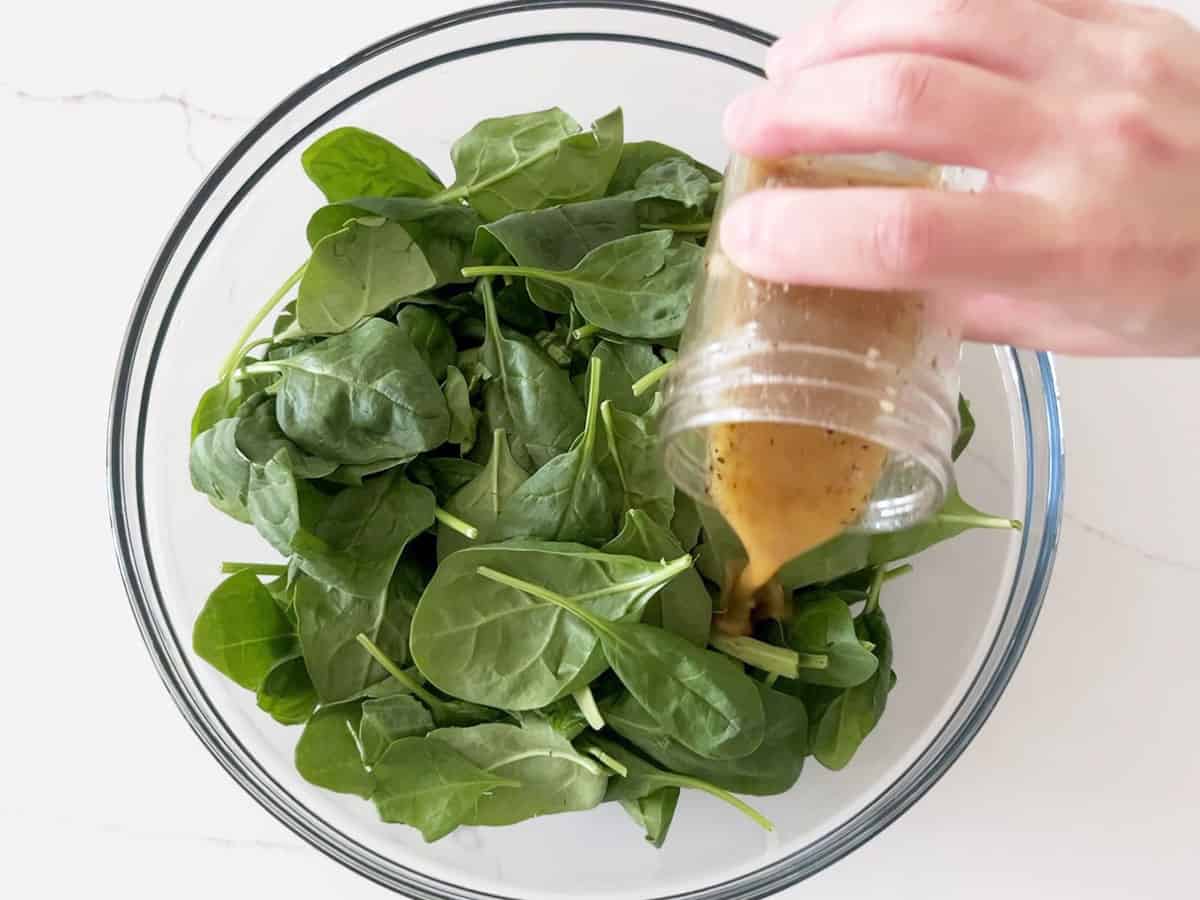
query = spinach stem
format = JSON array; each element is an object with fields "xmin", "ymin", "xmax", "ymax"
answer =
[
  {"xmin": 475, "ymin": 565, "xmax": 610, "ymax": 632},
  {"xmin": 710, "ymin": 633, "xmax": 826, "ymax": 678},
  {"xmin": 639, "ymin": 221, "xmax": 712, "ymax": 234},
  {"xmin": 220, "ymin": 562, "xmax": 288, "ymax": 576},
  {"xmin": 234, "ymin": 361, "xmax": 284, "ymax": 382},
  {"xmin": 581, "ymin": 357, "xmax": 603, "ymax": 460},
  {"xmin": 631, "ymin": 360, "xmax": 676, "ymax": 397},
  {"xmin": 573, "ymin": 686, "xmax": 606, "ymax": 731},
  {"xmin": 434, "ymin": 507, "xmax": 479, "ymax": 540},
  {"xmin": 668, "ymin": 774, "xmax": 774, "ymax": 831},
  {"xmin": 355, "ymin": 634, "xmax": 446, "ymax": 711},
  {"xmin": 763, "ymin": 673, "xmax": 780, "ymax": 689},
  {"xmin": 570, "ymin": 554, "xmax": 693, "ymax": 603},
  {"xmin": 939, "ymin": 512, "xmax": 1023, "ymax": 530},
  {"xmin": 486, "ymin": 748, "xmax": 604, "ymax": 777},
  {"xmin": 584, "ymin": 745, "xmax": 628, "ymax": 777},
  {"xmin": 883, "ymin": 564, "xmax": 913, "ymax": 582},
  {"xmin": 572, "ymin": 323, "xmax": 602, "ymax": 341},
  {"xmin": 865, "ymin": 566, "xmax": 887, "ymax": 616},
  {"xmin": 218, "ymin": 260, "xmax": 307, "ymax": 381}
]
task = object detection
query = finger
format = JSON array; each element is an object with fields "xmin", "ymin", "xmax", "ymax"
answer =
[
  {"xmin": 767, "ymin": 0, "xmax": 1070, "ymax": 80},
  {"xmin": 1036, "ymin": 0, "xmax": 1138, "ymax": 24},
  {"xmin": 725, "ymin": 54, "xmax": 1053, "ymax": 172},
  {"xmin": 959, "ymin": 292, "xmax": 1145, "ymax": 355},
  {"xmin": 719, "ymin": 187, "xmax": 1065, "ymax": 296}
]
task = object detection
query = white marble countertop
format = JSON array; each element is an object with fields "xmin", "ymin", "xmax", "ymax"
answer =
[{"xmin": 3, "ymin": 1, "xmax": 1198, "ymax": 897}]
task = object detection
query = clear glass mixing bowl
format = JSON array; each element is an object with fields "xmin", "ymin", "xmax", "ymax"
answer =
[{"xmin": 107, "ymin": 3, "xmax": 1065, "ymax": 897}]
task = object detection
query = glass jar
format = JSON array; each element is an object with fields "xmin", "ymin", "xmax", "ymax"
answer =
[{"xmin": 661, "ymin": 151, "xmax": 966, "ymax": 535}]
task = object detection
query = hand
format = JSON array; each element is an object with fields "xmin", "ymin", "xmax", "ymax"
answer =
[{"xmin": 721, "ymin": 0, "xmax": 1200, "ymax": 356}]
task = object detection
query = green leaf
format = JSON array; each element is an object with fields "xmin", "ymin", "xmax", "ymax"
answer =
[
  {"xmin": 297, "ymin": 218, "xmax": 436, "ymax": 335},
  {"xmin": 603, "ymin": 510, "xmax": 711, "ymax": 646},
  {"xmin": 443, "ymin": 107, "xmax": 624, "ymax": 221},
  {"xmin": 810, "ymin": 607, "xmax": 894, "ymax": 770},
  {"xmin": 620, "ymin": 787, "xmax": 679, "ymax": 848},
  {"xmin": 441, "ymin": 366, "xmax": 478, "ymax": 454},
  {"xmin": 430, "ymin": 722, "xmax": 608, "ymax": 826},
  {"xmin": 359, "ymin": 694, "xmax": 435, "ymax": 765},
  {"xmin": 473, "ymin": 195, "xmax": 641, "ymax": 312},
  {"xmin": 953, "ymin": 394, "xmax": 975, "ymax": 460},
  {"xmin": 255, "ymin": 655, "xmax": 318, "ymax": 725},
  {"xmin": 490, "ymin": 358, "xmax": 619, "ymax": 546},
  {"xmin": 437, "ymin": 429, "xmax": 529, "ymax": 561},
  {"xmin": 189, "ymin": 419, "xmax": 253, "ymax": 522},
  {"xmin": 670, "ymin": 493, "xmax": 703, "ymax": 552},
  {"xmin": 265, "ymin": 319, "xmax": 450, "ymax": 466},
  {"xmin": 630, "ymin": 157, "xmax": 712, "ymax": 209},
  {"xmin": 371, "ymin": 736, "xmax": 519, "ymax": 841},
  {"xmin": 601, "ymin": 398, "xmax": 674, "ymax": 528},
  {"xmin": 479, "ymin": 278, "xmax": 584, "ymax": 469},
  {"xmin": 785, "ymin": 593, "xmax": 879, "ymax": 688},
  {"xmin": 192, "ymin": 571, "xmax": 297, "ymax": 690},
  {"xmin": 589, "ymin": 341, "xmax": 661, "ymax": 416},
  {"xmin": 606, "ymin": 683, "xmax": 807, "ymax": 796},
  {"xmin": 301, "ymin": 126, "xmax": 443, "ymax": 202},
  {"xmin": 294, "ymin": 702, "xmax": 373, "ymax": 798},
  {"xmin": 396, "ymin": 305, "xmax": 456, "ymax": 381},
  {"xmin": 233, "ymin": 393, "xmax": 337, "ymax": 479},
  {"xmin": 409, "ymin": 456, "xmax": 485, "ymax": 504},
  {"xmin": 607, "ymin": 141, "xmax": 721, "ymax": 196},
  {"xmin": 323, "ymin": 458, "xmax": 406, "ymax": 487},
  {"xmin": 776, "ymin": 488, "xmax": 1020, "ymax": 590},
  {"xmin": 191, "ymin": 375, "xmax": 255, "ymax": 443},
  {"xmin": 409, "ymin": 541, "xmax": 687, "ymax": 710}
]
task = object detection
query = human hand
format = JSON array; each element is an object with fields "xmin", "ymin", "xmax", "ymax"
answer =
[{"xmin": 721, "ymin": 0, "xmax": 1200, "ymax": 355}]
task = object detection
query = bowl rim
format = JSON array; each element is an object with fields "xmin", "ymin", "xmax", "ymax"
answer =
[{"xmin": 107, "ymin": 2, "xmax": 1066, "ymax": 898}]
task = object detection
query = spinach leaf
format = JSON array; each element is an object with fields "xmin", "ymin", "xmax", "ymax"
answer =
[
  {"xmin": 601, "ymin": 397, "xmax": 674, "ymax": 528},
  {"xmin": 233, "ymin": 392, "xmax": 337, "ymax": 479},
  {"xmin": 670, "ymin": 493, "xmax": 703, "ymax": 552},
  {"xmin": 465, "ymin": 230, "xmax": 702, "ymax": 340},
  {"xmin": 589, "ymin": 340, "xmax": 661, "ymax": 416},
  {"xmin": 191, "ymin": 372, "xmax": 260, "ymax": 443},
  {"xmin": 776, "ymin": 489, "xmax": 1020, "ymax": 590},
  {"xmin": 301, "ymin": 126, "xmax": 443, "ymax": 202},
  {"xmin": 810, "ymin": 605, "xmax": 894, "ymax": 771},
  {"xmin": 255, "ymin": 655, "xmax": 318, "ymax": 725},
  {"xmin": 323, "ymin": 458, "xmax": 406, "ymax": 488},
  {"xmin": 371, "ymin": 736, "xmax": 520, "ymax": 841},
  {"xmin": 409, "ymin": 456, "xmax": 485, "ymax": 504},
  {"xmin": 603, "ymin": 510, "xmax": 710, "ymax": 646},
  {"xmin": 490, "ymin": 357, "xmax": 619, "ymax": 546},
  {"xmin": 359, "ymin": 694, "xmax": 435, "ymax": 765},
  {"xmin": 479, "ymin": 278, "xmax": 584, "ymax": 469},
  {"xmin": 190, "ymin": 419, "xmax": 253, "ymax": 522},
  {"xmin": 607, "ymin": 140, "xmax": 722, "ymax": 196},
  {"xmin": 620, "ymin": 787, "xmax": 680, "ymax": 848},
  {"xmin": 437, "ymin": 429, "xmax": 529, "ymax": 561},
  {"xmin": 953, "ymin": 394, "xmax": 975, "ymax": 460},
  {"xmin": 785, "ymin": 593, "xmax": 879, "ymax": 688},
  {"xmin": 474, "ymin": 565, "xmax": 764, "ymax": 760},
  {"xmin": 410, "ymin": 541, "xmax": 690, "ymax": 710},
  {"xmin": 606, "ymin": 682, "xmax": 806, "ymax": 796},
  {"xmin": 430, "ymin": 722, "xmax": 608, "ymax": 826},
  {"xmin": 396, "ymin": 305, "xmax": 455, "ymax": 380},
  {"xmin": 441, "ymin": 366, "xmax": 478, "ymax": 454},
  {"xmin": 251, "ymin": 319, "xmax": 449, "ymax": 466},
  {"xmin": 440, "ymin": 107, "xmax": 623, "ymax": 221},
  {"xmin": 192, "ymin": 570, "xmax": 297, "ymax": 690},
  {"xmin": 473, "ymin": 195, "xmax": 641, "ymax": 312},
  {"xmin": 297, "ymin": 217, "xmax": 436, "ymax": 335},
  {"xmin": 630, "ymin": 158, "xmax": 712, "ymax": 210},
  {"xmin": 294, "ymin": 702, "xmax": 373, "ymax": 798}
]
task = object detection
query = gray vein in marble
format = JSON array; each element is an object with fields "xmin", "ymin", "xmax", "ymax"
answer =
[
  {"xmin": 2, "ymin": 85, "xmax": 250, "ymax": 168},
  {"xmin": 1063, "ymin": 513, "xmax": 1200, "ymax": 575}
]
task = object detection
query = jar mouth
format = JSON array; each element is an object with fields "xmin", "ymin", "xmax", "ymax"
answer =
[{"xmin": 660, "ymin": 339, "xmax": 958, "ymax": 533}]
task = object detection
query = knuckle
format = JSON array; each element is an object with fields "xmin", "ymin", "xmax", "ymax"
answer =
[
  {"xmin": 868, "ymin": 195, "xmax": 941, "ymax": 278},
  {"xmin": 872, "ymin": 57, "xmax": 936, "ymax": 124},
  {"xmin": 1087, "ymin": 95, "xmax": 1178, "ymax": 163},
  {"xmin": 1122, "ymin": 33, "xmax": 1178, "ymax": 90},
  {"xmin": 927, "ymin": 0, "xmax": 973, "ymax": 17}
]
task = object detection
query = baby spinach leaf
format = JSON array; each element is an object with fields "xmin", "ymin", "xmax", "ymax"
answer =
[
  {"xmin": 192, "ymin": 570, "xmax": 297, "ymax": 690},
  {"xmin": 441, "ymin": 107, "xmax": 624, "ymax": 221},
  {"xmin": 670, "ymin": 493, "xmax": 703, "ymax": 552},
  {"xmin": 490, "ymin": 357, "xmax": 619, "ymax": 546},
  {"xmin": 430, "ymin": 722, "xmax": 608, "ymax": 826},
  {"xmin": 589, "ymin": 340, "xmax": 661, "ymax": 416},
  {"xmin": 190, "ymin": 419, "xmax": 253, "ymax": 522},
  {"xmin": 323, "ymin": 458, "xmax": 406, "ymax": 488},
  {"xmin": 465, "ymin": 230, "xmax": 702, "ymax": 339},
  {"xmin": 297, "ymin": 218, "xmax": 436, "ymax": 334},
  {"xmin": 620, "ymin": 786, "xmax": 680, "ymax": 848},
  {"xmin": 810, "ymin": 606, "xmax": 894, "ymax": 771},
  {"xmin": 359, "ymin": 694, "xmax": 435, "ymax": 765},
  {"xmin": 396, "ymin": 305, "xmax": 455, "ymax": 380},
  {"xmin": 295, "ymin": 702, "xmax": 373, "ymax": 798},
  {"xmin": 607, "ymin": 140, "xmax": 722, "ymax": 196},
  {"xmin": 245, "ymin": 451, "xmax": 307, "ymax": 553},
  {"xmin": 371, "ymin": 736, "xmax": 520, "ymax": 841},
  {"xmin": 301, "ymin": 126, "xmax": 443, "ymax": 202},
  {"xmin": 409, "ymin": 456, "xmax": 485, "ymax": 504},
  {"xmin": 441, "ymin": 366, "xmax": 478, "ymax": 454},
  {"xmin": 473, "ymin": 195, "xmax": 641, "ymax": 312},
  {"xmin": 606, "ymin": 683, "xmax": 807, "ymax": 796},
  {"xmin": 776, "ymin": 489, "xmax": 1020, "ymax": 590},
  {"xmin": 786, "ymin": 593, "xmax": 879, "ymax": 688},
  {"xmin": 259, "ymin": 319, "xmax": 450, "ymax": 465},
  {"xmin": 631, "ymin": 157, "xmax": 712, "ymax": 210},
  {"xmin": 603, "ymin": 510, "xmax": 710, "ymax": 646},
  {"xmin": 410, "ymin": 541, "xmax": 689, "ymax": 710},
  {"xmin": 255, "ymin": 655, "xmax": 318, "ymax": 725},
  {"xmin": 479, "ymin": 278, "xmax": 584, "ymax": 469},
  {"xmin": 953, "ymin": 394, "xmax": 975, "ymax": 460},
  {"xmin": 437, "ymin": 429, "xmax": 529, "ymax": 561},
  {"xmin": 601, "ymin": 397, "xmax": 674, "ymax": 528},
  {"xmin": 191, "ymin": 373, "xmax": 260, "ymax": 443},
  {"xmin": 233, "ymin": 393, "xmax": 337, "ymax": 479}
]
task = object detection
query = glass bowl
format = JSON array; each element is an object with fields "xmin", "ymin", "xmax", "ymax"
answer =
[{"xmin": 107, "ymin": 2, "xmax": 1065, "ymax": 898}]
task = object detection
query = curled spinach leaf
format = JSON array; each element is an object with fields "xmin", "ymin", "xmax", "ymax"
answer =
[
  {"xmin": 294, "ymin": 702, "xmax": 373, "ymax": 798},
  {"xmin": 190, "ymin": 419, "xmax": 253, "ymax": 522},
  {"xmin": 255, "ymin": 655, "xmax": 318, "ymax": 725},
  {"xmin": 396, "ymin": 305, "xmax": 456, "ymax": 380},
  {"xmin": 192, "ymin": 570, "xmax": 297, "ymax": 690},
  {"xmin": 301, "ymin": 126, "xmax": 443, "ymax": 202},
  {"xmin": 601, "ymin": 397, "xmax": 674, "ymax": 528},
  {"xmin": 607, "ymin": 140, "xmax": 721, "ymax": 196},
  {"xmin": 359, "ymin": 694, "xmax": 435, "ymax": 766},
  {"xmin": 785, "ymin": 593, "xmax": 879, "ymax": 688}
]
